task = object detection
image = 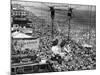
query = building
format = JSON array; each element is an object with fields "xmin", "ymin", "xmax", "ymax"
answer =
[{"xmin": 11, "ymin": 4, "xmax": 32, "ymax": 28}]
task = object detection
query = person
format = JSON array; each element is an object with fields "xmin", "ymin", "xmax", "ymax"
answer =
[
  {"xmin": 60, "ymin": 40, "xmax": 66, "ymax": 48},
  {"xmin": 51, "ymin": 39, "xmax": 61, "ymax": 55},
  {"xmin": 52, "ymin": 39, "xmax": 58, "ymax": 46},
  {"xmin": 51, "ymin": 39, "xmax": 65, "ymax": 64},
  {"xmin": 51, "ymin": 39, "xmax": 67, "ymax": 57}
]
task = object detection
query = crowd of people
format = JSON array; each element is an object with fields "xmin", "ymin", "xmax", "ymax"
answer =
[{"xmin": 11, "ymin": 32, "xmax": 96, "ymax": 72}]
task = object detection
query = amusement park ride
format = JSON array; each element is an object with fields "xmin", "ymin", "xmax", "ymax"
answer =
[{"xmin": 21, "ymin": 3, "xmax": 79, "ymax": 41}]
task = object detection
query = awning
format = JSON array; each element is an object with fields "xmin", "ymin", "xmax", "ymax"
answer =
[{"xmin": 12, "ymin": 31, "xmax": 32, "ymax": 38}]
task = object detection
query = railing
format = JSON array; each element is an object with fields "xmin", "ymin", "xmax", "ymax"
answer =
[{"xmin": 11, "ymin": 63, "xmax": 54, "ymax": 74}]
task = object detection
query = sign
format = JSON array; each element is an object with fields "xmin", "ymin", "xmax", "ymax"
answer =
[
  {"xmin": 14, "ymin": 18, "xmax": 27, "ymax": 20},
  {"xmin": 13, "ymin": 38, "xmax": 40, "ymax": 51},
  {"xmin": 21, "ymin": 39, "xmax": 40, "ymax": 51}
]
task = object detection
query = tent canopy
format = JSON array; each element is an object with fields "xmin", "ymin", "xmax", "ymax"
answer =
[{"xmin": 12, "ymin": 31, "xmax": 33, "ymax": 38}]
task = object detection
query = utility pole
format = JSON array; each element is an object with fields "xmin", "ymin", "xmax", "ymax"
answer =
[
  {"xmin": 67, "ymin": 7, "xmax": 73, "ymax": 42},
  {"xmin": 50, "ymin": 7, "xmax": 55, "ymax": 39},
  {"xmin": 51, "ymin": 18, "xmax": 54, "ymax": 39},
  {"xmin": 68, "ymin": 17, "xmax": 71, "ymax": 41}
]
